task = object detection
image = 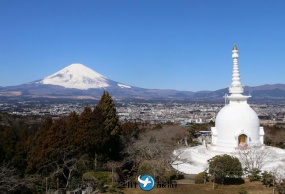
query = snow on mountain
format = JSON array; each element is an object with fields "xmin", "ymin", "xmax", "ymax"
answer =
[
  {"xmin": 118, "ymin": 83, "xmax": 131, "ymax": 89},
  {"xmin": 39, "ymin": 63, "xmax": 109, "ymax": 90}
]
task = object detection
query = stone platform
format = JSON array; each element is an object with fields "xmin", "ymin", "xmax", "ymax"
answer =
[{"xmin": 172, "ymin": 144, "xmax": 285, "ymax": 177}]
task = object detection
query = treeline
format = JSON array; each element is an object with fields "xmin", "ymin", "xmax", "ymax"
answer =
[{"xmin": 0, "ymin": 91, "xmax": 141, "ymax": 193}]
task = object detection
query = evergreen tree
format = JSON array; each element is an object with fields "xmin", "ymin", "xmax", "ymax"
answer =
[
  {"xmin": 248, "ymin": 168, "xmax": 261, "ymax": 182},
  {"xmin": 27, "ymin": 117, "xmax": 70, "ymax": 172},
  {"xmin": 95, "ymin": 91, "xmax": 122, "ymax": 161},
  {"xmin": 121, "ymin": 121, "xmax": 139, "ymax": 139},
  {"xmin": 89, "ymin": 105, "xmax": 104, "ymax": 168},
  {"xmin": 75, "ymin": 106, "xmax": 93, "ymax": 152},
  {"xmin": 27, "ymin": 117, "xmax": 52, "ymax": 172},
  {"xmin": 97, "ymin": 91, "xmax": 121, "ymax": 136},
  {"xmin": 44, "ymin": 117, "xmax": 68, "ymax": 155},
  {"xmin": 66, "ymin": 111, "xmax": 79, "ymax": 148},
  {"xmin": 261, "ymin": 171, "xmax": 273, "ymax": 187},
  {"xmin": 208, "ymin": 154, "xmax": 243, "ymax": 184},
  {"xmin": 0, "ymin": 126, "xmax": 19, "ymax": 163},
  {"xmin": 26, "ymin": 92, "xmax": 123, "ymax": 173}
]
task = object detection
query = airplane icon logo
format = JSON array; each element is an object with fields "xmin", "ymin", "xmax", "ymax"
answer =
[{"xmin": 138, "ymin": 175, "xmax": 155, "ymax": 191}]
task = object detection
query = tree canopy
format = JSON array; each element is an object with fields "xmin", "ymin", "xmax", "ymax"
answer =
[
  {"xmin": 208, "ymin": 154, "xmax": 243, "ymax": 183},
  {"xmin": 25, "ymin": 91, "xmax": 123, "ymax": 182}
]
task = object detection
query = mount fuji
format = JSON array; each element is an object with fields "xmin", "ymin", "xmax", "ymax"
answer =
[
  {"xmin": 1, "ymin": 63, "xmax": 285, "ymax": 102},
  {"xmin": 0, "ymin": 64, "xmax": 193, "ymax": 100},
  {"xmin": 39, "ymin": 63, "xmax": 110, "ymax": 90},
  {"xmin": 37, "ymin": 63, "xmax": 135, "ymax": 91}
]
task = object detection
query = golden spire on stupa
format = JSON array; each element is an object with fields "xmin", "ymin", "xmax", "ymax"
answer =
[{"xmin": 233, "ymin": 44, "xmax": 238, "ymax": 50}]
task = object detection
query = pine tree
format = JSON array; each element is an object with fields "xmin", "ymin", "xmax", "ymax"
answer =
[
  {"xmin": 75, "ymin": 106, "xmax": 93, "ymax": 152},
  {"xmin": 27, "ymin": 117, "xmax": 53, "ymax": 172},
  {"xmin": 97, "ymin": 91, "xmax": 121, "ymax": 136},
  {"xmin": 95, "ymin": 91, "xmax": 122, "ymax": 161},
  {"xmin": 66, "ymin": 111, "xmax": 79, "ymax": 148},
  {"xmin": 44, "ymin": 117, "xmax": 68, "ymax": 156}
]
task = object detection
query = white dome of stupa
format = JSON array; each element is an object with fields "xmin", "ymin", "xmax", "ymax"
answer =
[{"xmin": 214, "ymin": 102, "xmax": 261, "ymax": 149}]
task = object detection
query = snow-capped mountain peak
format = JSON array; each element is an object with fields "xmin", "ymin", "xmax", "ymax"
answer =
[{"xmin": 40, "ymin": 63, "xmax": 109, "ymax": 90}]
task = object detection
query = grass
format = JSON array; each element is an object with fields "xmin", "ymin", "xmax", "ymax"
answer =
[{"xmin": 122, "ymin": 179, "xmax": 272, "ymax": 194}]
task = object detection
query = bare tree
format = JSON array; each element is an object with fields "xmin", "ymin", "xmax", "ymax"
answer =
[
  {"xmin": 124, "ymin": 125, "xmax": 188, "ymax": 178},
  {"xmin": 171, "ymin": 148, "xmax": 193, "ymax": 174},
  {"xmin": 0, "ymin": 163, "xmax": 42, "ymax": 193},
  {"xmin": 126, "ymin": 129, "xmax": 174, "ymax": 165},
  {"xmin": 106, "ymin": 161, "xmax": 123, "ymax": 185},
  {"xmin": 237, "ymin": 147, "xmax": 274, "ymax": 171},
  {"xmin": 42, "ymin": 149, "xmax": 87, "ymax": 191},
  {"xmin": 270, "ymin": 165, "xmax": 285, "ymax": 194},
  {"xmin": 0, "ymin": 163, "xmax": 22, "ymax": 192}
]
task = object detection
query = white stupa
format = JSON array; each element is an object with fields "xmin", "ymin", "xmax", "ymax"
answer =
[
  {"xmin": 172, "ymin": 45, "xmax": 285, "ymax": 175},
  {"xmin": 211, "ymin": 44, "xmax": 264, "ymax": 152}
]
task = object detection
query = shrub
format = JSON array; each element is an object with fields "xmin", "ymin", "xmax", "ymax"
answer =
[
  {"xmin": 107, "ymin": 186, "xmax": 116, "ymax": 193},
  {"xmin": 163, "ymin": 171, "xmax": 176, "ymax": 181},
  {"xmin": 190, "ymin": 140, "xmax": 202, "ymax": 147},
  {"xmin": 248, "ymin": 168, "xmax": 261, "ymax": 182},
  {"xmin": 176, "ymin": 174, "xmax": 184, "ymax": 180},
  {"xmin": 237, "ymin": 186, "xmax": 248, "ymax": 194},
  {"xmin": 277, "ymin": 183, "xmax": 285, "ymax": 194},
  {"xmin": 223, "ymin": 178, "xmax": 245, "ymax": 185},
  {"xmin": 82, "ymin": 171, "xmax": 112, "ymax": 185},
  {"xmin": 107, "ymin": 185, "xmax": 124, "ymax": 194},
  {"xmin": 97, "ymin": 180, "xmax": 107, "ymax": 193},
  {"xmin": 137, "ymin": 161, "xmax": 154, "ymax": 176},
  {"xmin": 261, "ymin": 171, "xmax": 273, "ymax": 187},
  {"xmin": 208, "ymin": 154, "xmax": 243, "ymax": 184},
  {"xmin": 195, "ymin": 172, "xmax": 206, "ymax": 184}
]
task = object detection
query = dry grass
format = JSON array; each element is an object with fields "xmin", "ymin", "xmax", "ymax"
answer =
[{"xmin": 122, "ymin": 179, "xmax": 272, "ymax": 194}]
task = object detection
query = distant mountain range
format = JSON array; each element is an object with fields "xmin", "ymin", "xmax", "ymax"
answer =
[{"xmin": 0, "ymin": 63, "xmax": 285, "ymax": 102}]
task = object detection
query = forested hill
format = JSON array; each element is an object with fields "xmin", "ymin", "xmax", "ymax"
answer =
[{"xmin": 0, "ymin": 91, "xmax": 124, "ymax": 192}]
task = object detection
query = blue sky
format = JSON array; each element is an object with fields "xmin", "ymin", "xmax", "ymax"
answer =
[{"xmin": 0, "ymin": 0, "xmax": 285, "ymax": 91}]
